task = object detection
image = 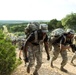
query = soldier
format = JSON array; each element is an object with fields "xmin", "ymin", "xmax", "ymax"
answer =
[
  {"xmin": 24, "ymin": 24, "xmax": 50, "ymax": 75},
  {"xmin": 70, "ymin": 34, "xmax": 76, "ymax": 66},
  {"xmin": 71, "ymin": 51, "xmax": 76, "ymax": 66},
  {"xmin": 50, "ymin": 28, "xmax": 75, "ymax": 72},
  {"xmin": 18, "ymin": 39, "xmax": 25, "ymax": 59}
]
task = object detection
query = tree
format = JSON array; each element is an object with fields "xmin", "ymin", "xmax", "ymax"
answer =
[
  {"xmin": 57, "ymin": 21, "xmax": 63, "ymax": 28},
  {"xmin": 48, "ymin": 19, "xmax": 63, "ymax": 31},
  {"xmin": 61, "ymin": 13, "xmax": 76, "ymax": 30}
]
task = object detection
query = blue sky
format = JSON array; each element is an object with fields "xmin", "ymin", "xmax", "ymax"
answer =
[{"xmin": 0, "ymin": 0, "xmax": 76, "ymax": 20}]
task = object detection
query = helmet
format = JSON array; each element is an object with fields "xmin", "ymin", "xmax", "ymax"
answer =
[
  {"xmin": 66, "ymin": 29, "xmax": 75, "ymax": 34},
  {"xmin": 40, "ymin": 24, "xmax": 48, "ymax": 33}
]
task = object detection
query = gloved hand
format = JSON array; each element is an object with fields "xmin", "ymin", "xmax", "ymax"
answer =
[
  {"xmin": 25, "ymin": 57, "xmax": 29, "ymax": 62},
  {"xmin": 47, "ymin": 55, "xmax": 50, "ymax": 60}
]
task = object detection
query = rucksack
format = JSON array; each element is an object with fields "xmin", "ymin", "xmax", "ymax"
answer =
[
  {"xmin": 25, "ymin": 23, "xmax": 48, "ymax": 45},
  {"xmin": 49, "ymin": 28, "xmax": 65, "ymax": 44},
  {"xmin": 25, "ymin": 22, "xmax": 40, "ymax": 37},
  {"xmin": 25, "ymin": 22, "xmax": 48, "ymax": 37}
]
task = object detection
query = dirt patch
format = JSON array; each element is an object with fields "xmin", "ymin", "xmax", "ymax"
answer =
[{"xmin": 11, "ymin": 49, "xmax": 76, "ymax": 75}]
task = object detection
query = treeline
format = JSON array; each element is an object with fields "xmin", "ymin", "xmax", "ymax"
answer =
[
  {"xmin": 6, "ymin": 23, "xmax": 27, "ymax": 32},
  {"xmin": 48, "ymin": 13, "xmax": 76, "ymax": 32},
  {"xmin": 0, "ymin": 13, "xmax": 76, "ymax": 33}
]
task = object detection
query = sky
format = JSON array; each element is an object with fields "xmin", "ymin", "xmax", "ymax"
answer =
[{"xmin": 0, "ymin": 0, "xmax": 76, "ymax": 20}]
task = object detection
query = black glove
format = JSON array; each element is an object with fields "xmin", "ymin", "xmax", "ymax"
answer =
[
  {"xmin": 25, "ymin": 57, "xmax": 29, "ymax": 62},
  {"xmin": 47, "ymin": 55, "xmax": 50, "ymax": 60}
]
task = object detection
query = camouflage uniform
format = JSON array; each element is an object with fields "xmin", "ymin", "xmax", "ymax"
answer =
[
  {"xmin": 50, "ymin": 28, "xmax": 74, "ymax": 72},
  {"xmin": 25, "ymin": 31, "xmax": 50, "ymax": 75},
  {"xmin": 18, "ymin": 40, "xmax": 22, "ymax": 50},
  {"xmin": 71, "ymin": 51, "xmax": 76, "ymax": 64},
  {"xmin": 27, "ymin": 44, "xmax": 42, "ymax": 71},
  {"xmin": 26, "ymin": 32, "xmax": 47, "ymax": 74},
  {"xmin": 71, "ymin": 35, "xmax": 76, "ymax": 64},
  {"xmin": 18, "ymin": 40, "xmax": 24, "ymax": 50},
  {"xmin": 50, "ymin": 28, "xmax": 67, "ymax": 69},
  {"xmin": 24, "ymin": 23, "xmax": 50, "ymax": 75},
  {"xmin": 51, "ymin": 44, "xmax": 68, "ymax": 68}
]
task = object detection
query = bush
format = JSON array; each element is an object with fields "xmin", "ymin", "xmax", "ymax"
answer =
[{"xmin": 0, "ymin": 30, "xmax": 17, "ymax": 75}]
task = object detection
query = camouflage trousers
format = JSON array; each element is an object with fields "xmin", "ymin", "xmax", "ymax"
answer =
[
  {"xmin": 27, "ymin": 44, "xmax": 42, "ymax": 71},
  {"xmin": 51, "ymin": 45, "xmax": 68, "ymax": 67},
  {"xmin": 71, "ymin": 51, "xmax": 76, "ymax": 63}
]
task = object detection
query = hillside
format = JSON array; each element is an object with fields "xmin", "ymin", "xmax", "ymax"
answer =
[{"xmin": 11, "ymin": 48, "xmax": 76, "ymax": 75}]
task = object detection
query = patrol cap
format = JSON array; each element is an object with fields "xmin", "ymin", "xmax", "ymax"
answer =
[{"xmin": 40, "ymin": 24, "xmax": 48, "ymax": 33}]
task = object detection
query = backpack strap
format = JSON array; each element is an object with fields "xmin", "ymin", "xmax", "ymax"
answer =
[
  {"xmin": 63, "ymin": 35, "xmax": 66, "ymax": 44},
  {"xmin": 60, "ymin": 35, "xmax": 66, "ymax": 44},
  {"xmin": 34, "ymin": 31, "xmax": 38, "ymax": 43}
]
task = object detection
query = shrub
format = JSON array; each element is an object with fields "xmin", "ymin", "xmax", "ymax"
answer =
[{"xmin": 0, "ymin": 30, "xmax": 17, "ymax": 75}]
